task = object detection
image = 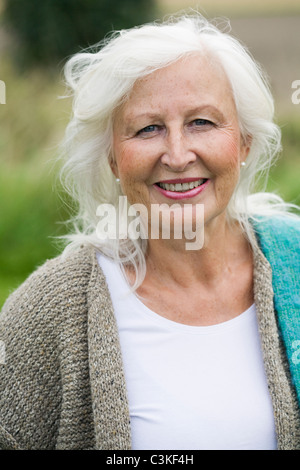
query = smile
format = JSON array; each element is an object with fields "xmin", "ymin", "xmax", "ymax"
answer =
[
  {"xmin": 154, "ymin": 178, "xmax": 210, "ymax": 200},
  {"xmin": 156, "ymin": 179, "xmax": 207, "ymax": 192}
]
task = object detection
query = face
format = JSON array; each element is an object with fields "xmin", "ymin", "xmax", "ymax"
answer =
[{"xmin": 111, "ymin": 54, "xmax": 250, "ymax": 236}]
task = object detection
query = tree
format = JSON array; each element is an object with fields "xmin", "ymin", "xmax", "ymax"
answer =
[{"xmin": 3, "ymin": 0, "xmax": 156, "ymax": 68}]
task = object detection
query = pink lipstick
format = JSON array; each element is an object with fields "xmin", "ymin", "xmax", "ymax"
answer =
[{"xmin": 154, "ymin": 178, "xmax": 209, "ymax": 200}]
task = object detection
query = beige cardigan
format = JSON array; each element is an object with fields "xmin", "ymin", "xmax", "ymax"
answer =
[{"xmin": 0, "ymin": 244, "xmax": 299, "ymax": 450}]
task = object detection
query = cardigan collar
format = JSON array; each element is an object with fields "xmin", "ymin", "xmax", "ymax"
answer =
[
  {"xmin": 251, "ymin": 235, "xmax": 300, "ymax": 449},
  {"xmin": 87, "ymin": 251, "xmax": 131, "ymax": 450}
]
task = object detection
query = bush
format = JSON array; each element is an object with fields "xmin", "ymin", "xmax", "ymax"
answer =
[{"xmin": 3, "ymin": 0, "xmax": 156, "ymax": 68}]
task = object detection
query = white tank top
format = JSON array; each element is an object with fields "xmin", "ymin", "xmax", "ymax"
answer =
[{"xmin": 97, "ymin": 253, "xmax": 277, "ymax": 450}]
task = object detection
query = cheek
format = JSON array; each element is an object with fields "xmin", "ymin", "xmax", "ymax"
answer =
[
  {"xmin": 207, "ymin": 130, "xmax": 241, "ymax": 173},
  {"xmin": 207, "ymin": 132, "xmax": 242, "ymax": 203},
  {"xmin": 113, "ymin": 142, "xmax": 155, "ymax": 205},
  {"xmin": 115, "ymin": 141, "xmax": 158, "ymax": 182},
  {"xmin": 113, "ymin": 142, "xmax": 136, "ymax": 181}
]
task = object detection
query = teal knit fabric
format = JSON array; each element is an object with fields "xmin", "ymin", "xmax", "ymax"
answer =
[{"xmin": 253, "ymin": 215, "xmax": 300, "ymax": 406}]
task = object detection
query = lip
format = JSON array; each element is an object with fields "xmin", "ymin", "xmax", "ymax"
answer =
[{"xmin": 154, "ymin": 179, "xmax": 210, "ymax": 200}]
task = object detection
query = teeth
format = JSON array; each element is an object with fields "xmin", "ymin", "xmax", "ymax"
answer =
[{"xmin": 158, "ymin": 179, "xmax": 205, "ymax": 192}]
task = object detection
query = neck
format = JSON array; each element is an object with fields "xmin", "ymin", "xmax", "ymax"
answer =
[{"xmin": 143, "ymin": 216, "xmax": 251, "ymax": 289}]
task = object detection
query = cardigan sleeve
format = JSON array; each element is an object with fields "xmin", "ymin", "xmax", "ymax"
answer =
[
  {"xmin": 0, "ymin": 261, "xmax": 65, "ymax": 449},
  {"xmin": 0, "ymin": 248, "xmax": 96, "ymax": 450}
]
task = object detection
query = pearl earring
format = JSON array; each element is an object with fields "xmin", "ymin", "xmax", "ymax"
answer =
[
  {"xmin": 241, "ymin": 161, "xmax": 246, "ymax": 167},
  {"xmin": 116, "ymin": 178, "xmax": 120, "ymax": 183}
]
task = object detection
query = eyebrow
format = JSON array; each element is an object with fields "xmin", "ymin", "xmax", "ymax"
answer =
[{"xmin": 125, "ymin": 105, "xmax": 225, "ymax": 124}]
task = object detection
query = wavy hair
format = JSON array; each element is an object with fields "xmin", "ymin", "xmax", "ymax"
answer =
[{"xmin": 59, "ymin": 12, "xmax": 297, "ymax": 288}]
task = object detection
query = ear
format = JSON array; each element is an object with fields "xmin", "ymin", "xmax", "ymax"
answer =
[
  {"xmin": 241, "ymin": 134, "xmax": 252, "ymax": 162},
  {"xmin": 109, "ymin": 155, "xmax": 119, "ymax": 179}
]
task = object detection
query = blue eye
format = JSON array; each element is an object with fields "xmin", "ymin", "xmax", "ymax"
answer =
[
  {"xmin": 193, "ymin": 119, "xmax": 212, "ymax": 126},
  {"xmin": 138, "ymin": 125, "xmax": 158, "ymax": 135}
]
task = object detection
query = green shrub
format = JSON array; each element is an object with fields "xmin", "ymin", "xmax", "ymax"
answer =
[{"xmin": 0, "ymin": 161, "xmax": 70, "ymax": 305}]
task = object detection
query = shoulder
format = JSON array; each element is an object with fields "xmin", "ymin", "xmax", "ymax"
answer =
[
  {"xmin": 0, "ymin": 245, "xmax": 101, "ymax": 364},
  {"xmin": 2, "ymin": 245, "xmax": 96, "ymax": 317},
  {"xmin": 251, "ymin": 214, "xmax": 299, "ymax": 293},
  {"xmin": 251, "ymin": 214, "xmax": 300, "ymax": 252},
  {"xmin": 251, "ymin": 214, "xmax": 300, "ymax": 294}
]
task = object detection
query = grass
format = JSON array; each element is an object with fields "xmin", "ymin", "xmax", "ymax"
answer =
[{"xmin": 0, "ymin": 50, "xmax": 300, "ymax": 309}]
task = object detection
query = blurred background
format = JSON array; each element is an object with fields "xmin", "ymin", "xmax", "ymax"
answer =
[{"xmin": 0, "ymin": 0, "xmax": 299, "ymax": 307}]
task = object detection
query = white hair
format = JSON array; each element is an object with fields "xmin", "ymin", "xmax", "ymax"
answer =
[{"xmin": 59, "ymin": 12, "xmax": 298, "ymax": 288}]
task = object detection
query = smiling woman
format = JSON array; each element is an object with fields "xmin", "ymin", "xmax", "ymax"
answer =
[{"xmin": 0, "ymin": 12, "xmax": 299, "ymax": 451}]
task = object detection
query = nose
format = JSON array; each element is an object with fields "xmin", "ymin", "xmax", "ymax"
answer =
[{"xmin": 160, "ymin": 128, "xmax": 197, "ymax": 171}]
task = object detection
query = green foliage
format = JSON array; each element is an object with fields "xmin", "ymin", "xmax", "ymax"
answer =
[
  {"xmin": 0, "ymin": 164, "xmax": 65, "ymax": 273},
  {"xmin": 0, "ymin": 161, "xmax": 70, "ymax": 307},
  {"xmin": 3, "ymin": 0, "xmax": 156, "ymax": 67},
  {"xmin": 267, "ymin": 118, "xmax": 300, "ymax": 206},
  {"xmin": 0, "ymin": 56, "xmax": 72, "ymax": 307}
]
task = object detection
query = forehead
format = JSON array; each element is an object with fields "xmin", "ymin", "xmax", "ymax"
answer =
[{"xmin": 119, "ymin": 53, "xmax": 236, "ymax": 119}]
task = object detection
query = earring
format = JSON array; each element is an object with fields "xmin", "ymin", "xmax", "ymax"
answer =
[
  {"xmin": 116, "ymin": 178, "xmax": 120, "ymax": 183},
  {"xmin": 241, "ymin": 161, "xmax": 246, "ymax": 167}
]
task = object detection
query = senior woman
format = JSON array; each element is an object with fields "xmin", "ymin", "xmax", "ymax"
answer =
[{"xmin": 0, "ymin": 14, "xmax": 299, "ymax": 450}]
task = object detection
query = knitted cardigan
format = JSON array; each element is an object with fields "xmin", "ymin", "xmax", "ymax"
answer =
[{"xmin": 0, "ymin": 216, "xmax": 299, "ymax": 450}]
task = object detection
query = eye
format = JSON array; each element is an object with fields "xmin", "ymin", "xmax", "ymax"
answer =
[
  {"xmin": 137, "ymin": 125, "xmax": 160, "ymax": 136},
  {"xmin": 192, "ymin": 118, "xmax": 213, "ymax": 127}
]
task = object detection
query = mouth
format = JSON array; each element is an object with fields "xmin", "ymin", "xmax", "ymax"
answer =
[
  {"xmin": 155, "ymin": 178, "xmax": 208, "ymax": 193},
  {"xmin": 154, "ymin": 178, "xmax": 210, "ymax": 200}
]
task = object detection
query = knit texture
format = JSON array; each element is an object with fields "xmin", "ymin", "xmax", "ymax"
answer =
[
  {"xmin": 0, "ymin": 217, "xmax": 299, "ymax": 449},
  {"xmin": 0, "ymin": 249, "xmax": 131, "ymax": 450},
  {"xmin": 252, "ymin": 216, "xmax": 300, "ymax": 407}
]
